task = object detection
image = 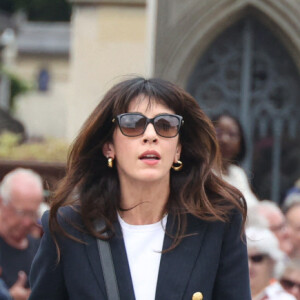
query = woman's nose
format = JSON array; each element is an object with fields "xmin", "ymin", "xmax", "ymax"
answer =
[
  {"xmin": 22, "ymin": 216, "xmax": 35, "ymax": 228},
  {"xmin": 142, "ymin": 123, "xmax": 158, "ymax": 143},
  {"xmin": 219, "ymin": 132, "xmax": 232, "ymax": 143}
]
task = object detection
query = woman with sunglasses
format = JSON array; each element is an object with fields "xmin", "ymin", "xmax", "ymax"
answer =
[
  {"xmin": 29, "ymin": 77, "xmax": 250, "ymax": 300},
  {"xmin": 247, "ymin": 227, "xmax": 295, "ymax": 300}
]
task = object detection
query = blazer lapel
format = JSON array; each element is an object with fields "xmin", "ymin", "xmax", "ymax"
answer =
[
  {"xmin": 82, "ymin": 232, "xmax": 107, "ymax": 297},
  {"xmin": 83, "ymin": 222, "xmax": 135, "ymax": 300},
  {"xmin": 110, "ymin": 221, "xmax": 136, "ymax": 300},
  {"xmin": 155, "ymin": 214, "xmax": 208, "ymax": 300}
]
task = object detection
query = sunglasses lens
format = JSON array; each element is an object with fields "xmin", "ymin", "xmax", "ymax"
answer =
[
  {"xmin": 117, "ymin": 113, "xmax": 182, "ymax": 137},
  {"xmin": 249, "ymin": 254, "xmax": 266, "ymax": 263},
  {"xmin": 280, "ymin": 279, "xmax": 296, "ymax": 289},
  {"xmin": 119, "ymin": 114, "xmax": 146, "ymax": 137},
  {"xmin": 154, "ymin": 115, "xmax": 180, "ymax": 137}
]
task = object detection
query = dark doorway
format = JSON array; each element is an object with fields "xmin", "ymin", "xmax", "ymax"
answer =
[{"xmin": 187, "ymin": 17, "xmax": 300, "ymax": 204}]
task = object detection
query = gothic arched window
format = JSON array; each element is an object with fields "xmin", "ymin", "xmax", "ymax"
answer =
[{"xmin": 187, "ymin": 17, "xmax": 300, "ymax": 203}]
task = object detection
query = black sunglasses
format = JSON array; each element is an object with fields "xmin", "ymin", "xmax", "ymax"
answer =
[
  {"xmin": 280, "ymin": 278, "xmax": 300, "ymax": 290},
  {"xmin": 112, "ymin": 113, "xmax": 184, "ymax": 138},
  {"xmin": 248, "ymin": 254, "xmax": 268, "ymax": 263}
]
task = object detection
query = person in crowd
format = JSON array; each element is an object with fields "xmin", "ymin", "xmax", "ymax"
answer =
[
  {"xmin": 247, "ymin": 226, "xmax": 295, "ymax": 300},
  {"xmin": 212, "ymin": 113, "xmax": 259, "ymax": 208},
  {"xmin": 29, "ymin": 77, "xmax": 251, "ymax": 300},
  {"xmin": 280, "ymin": 258, "xmax": 300, "ymax": 300},
  {"xmin": 282, "ymin": 194, "xmax": 300, "ymax": 258},
  {"xmin": 253, "ymin": 200, "xmax": 294, "ymax": 256},
  {"xmin": 0, "ymin": 168, "xmax": 44, "ymax": 300}
]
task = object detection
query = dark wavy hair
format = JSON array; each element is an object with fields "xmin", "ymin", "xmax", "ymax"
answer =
[
  {"xmin": 50, "ymin": 77, "xmax": 247, "ymax": 258},
  {"xmin": 211, "ymin": 113, "xmax": 246, "ymax": 164}
]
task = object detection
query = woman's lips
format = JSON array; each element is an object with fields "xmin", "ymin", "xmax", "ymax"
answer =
[{"xmin": 139, "ymin": 151, "xmax": 161, "ymax": 165}]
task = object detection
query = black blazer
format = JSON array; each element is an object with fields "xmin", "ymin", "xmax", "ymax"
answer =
[{"xmin": 29, "ymin": 207, "xmax": 251, "ymax": 300}]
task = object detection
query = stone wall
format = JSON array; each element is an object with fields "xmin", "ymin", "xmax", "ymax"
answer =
[
  {"xmin": 13, "ymin": 55, "xmax": 69, "ymax": 138},
  {"xmin": 154, "ymin": 0, "xmax": 300, "ymax": 88},
  {"xmin": 67, "ymin": 0, "xmax": 149, "ymax": 140}
]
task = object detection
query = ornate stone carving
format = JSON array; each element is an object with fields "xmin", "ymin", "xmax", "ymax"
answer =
[
  {"xmin": 187, "ymin": 18, "xmax": 300, "ymax": 203},
  {"xmin": 154, "ymin": 0, "xmax": 300, "ymax": 87}
]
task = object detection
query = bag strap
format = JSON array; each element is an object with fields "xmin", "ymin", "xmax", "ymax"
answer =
[{"xmin": 95, "ymin": 220, "xmax": 120, "ymax": 300}]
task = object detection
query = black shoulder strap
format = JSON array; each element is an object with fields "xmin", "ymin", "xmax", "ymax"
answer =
[{"xmin": 95, "ymin": 220, "xmax": 120, "ymax": 300}]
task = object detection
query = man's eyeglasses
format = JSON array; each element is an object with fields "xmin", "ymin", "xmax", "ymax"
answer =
[
  {"xmin": 248, "ymin": 254, "xmax": 268, "ymax": 263},
  {"xmin": 112, "ymin": 113, "xmax": 184, "ymax": 138},
  {"xmin": 270, "ymin": 221, "xmax": 287, "ymax": 233},
  {"xmin": 7, "ymin": 204, "xmax": 38, "ymax": 220},
  {"xmin": 280, "ymin": 278, "xmax": 300, "ymax": 290}
]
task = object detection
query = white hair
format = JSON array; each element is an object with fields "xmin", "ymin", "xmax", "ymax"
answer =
[
  {"xmin": 247, "ymin": 202, "xmax": 271, "ymax": 229},
  {"xmin": 246, "ymin": 226, "xmax": 286, "ymax": 278},
  {"xmin": 0, "ymin": 168, "xmax": 43, "ymax": 205},
  {"xmin": 281, "ymin": 258, "xmax": 300, "ymax": 276},
  {"xmin": 259, "ymin": 200, "xmax": 281, "ymax": 213},
  {"xmin": 282, "ymin": 193, "xmax": 300, "ymax": 214},
  {"xmin": 247, "ymin": 200, "xmax": 284, "ymax": 229}
]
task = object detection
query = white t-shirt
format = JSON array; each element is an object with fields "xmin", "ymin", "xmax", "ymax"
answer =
[{"xmin": 118, "ymin": 214, "xmax": 167, "ymax": 300}]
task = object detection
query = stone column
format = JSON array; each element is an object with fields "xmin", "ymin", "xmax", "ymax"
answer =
[{"xmin": 67, "ymin": 0, "xmax": 149, "ymax": 140}]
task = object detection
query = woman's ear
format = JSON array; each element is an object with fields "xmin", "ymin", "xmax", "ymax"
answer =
[
  {"xmin": 174, "ymin": 143, "xmax": 182, "ymax": 162},
  {"xmin": 102, "ymin": 142, "xmax": 115, "ymax": 158}
]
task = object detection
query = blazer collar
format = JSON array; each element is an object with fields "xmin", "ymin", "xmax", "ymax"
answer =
[
  {"xmin": 84, "ymin": 214, "xmax": 207, "ymax": 300},
  {"xmin": 83, "ymin": 221, "xmax": 135, "ymax": 300},
  {"xmin": 110, "ymin": 222, "xmax": 136, "ymax": 300},
  {"xmin": 155, "ymin": 214, "xmax": 208, "ymax": 300},
  {"xmin": 82, "ymin": 230, "xmax": 107, "ymax": 297}
]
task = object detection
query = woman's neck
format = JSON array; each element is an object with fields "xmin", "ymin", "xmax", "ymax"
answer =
[
  {"xmin": 221, "ymin": 159, "xmax": 231, "ymax": 175},
  {"xmin": 118, "ymin": 179, "xmax": 169, "ymax": 225}
]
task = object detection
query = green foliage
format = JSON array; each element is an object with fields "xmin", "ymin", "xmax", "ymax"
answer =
[
  {"xmin": 9, "ymin": 72, "xmax": 32, "ymax": 110},
  {"xmin": 0, "ymin": 131, "xmax": 21, "ymax": 157},
  {"xmin": 0, "ymin": 131, "xmax": 69, "ymax": 162},
  {"xmin": 0, "ymin": 67, "xmax": 33, "ymax": 111}
]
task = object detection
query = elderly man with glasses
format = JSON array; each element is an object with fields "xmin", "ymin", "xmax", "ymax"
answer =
[
  {"xmin": 0, "ymin": 168, "xmax": 44, "ymax": 300},
  {"xmin": 251, "ymin": 200, "xmax": 294, "ymax": 256},
  {"xmin": 247, "ymin": 227, "xmax": 296, "ymax": 300}
]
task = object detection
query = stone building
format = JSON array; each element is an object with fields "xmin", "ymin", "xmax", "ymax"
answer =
[
  {"xmin": 12, "ymin": 20, "xmax": 70, "ymax": 139},
  {"xmin": 2, "ymin": 0, "xmax": 300, "ymax": 202},
  {"xmin": 67, "ymin": 0, "xmax": 300, "ymax": 203},
  {"xmin": 67, "ymin": 0, "xmax": 150, "ymax": 139}
]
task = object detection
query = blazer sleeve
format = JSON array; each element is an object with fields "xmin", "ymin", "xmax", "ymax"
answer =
[
  {"xmin": 29, "ymin": 211, "xmax": 68, "ymax": 300},
  {"xmin": 212, "ymin": 211, "xmax": 251, "ymax": 299}
]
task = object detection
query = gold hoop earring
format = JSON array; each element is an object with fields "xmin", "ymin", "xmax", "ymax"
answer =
[
  {"xmin": 172, "ymin": 160, "xmax": 183, "ymax": 171},
  {"xmin": 107, "ymin": 157, "xmax": 114, "ymax": 168}
]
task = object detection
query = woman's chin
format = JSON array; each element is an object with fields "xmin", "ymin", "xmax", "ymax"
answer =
[{"xmin": 137, "ymin": 170, "xmax": 169, "ymax": 183}]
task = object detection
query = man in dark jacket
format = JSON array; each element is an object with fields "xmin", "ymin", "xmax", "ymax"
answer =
[{"xmin": 0, "ymin": 168, "xmax": 43, "ymax": 300}]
